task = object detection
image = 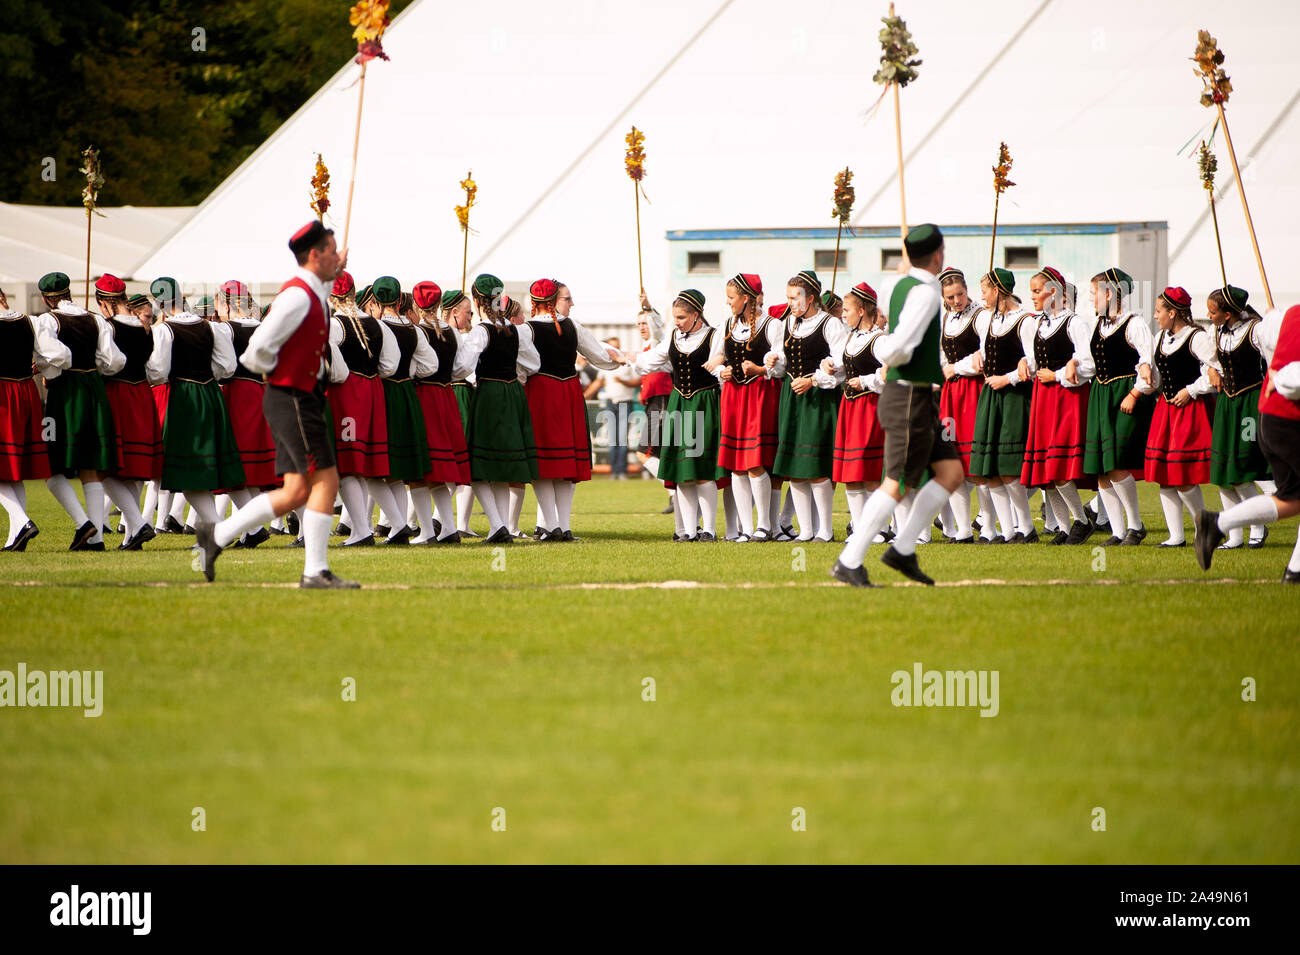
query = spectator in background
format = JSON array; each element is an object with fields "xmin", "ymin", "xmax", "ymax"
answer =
[
  {"xmin": 577, "ymin": 355, "xmax": 601, "ymax": 445},
  {"xmin": 602, "ymin": 336, "xmax": 640, "ymax": 479},
  {"xmin": 634, "ymin": 296, "xmax": 674, "ymax": 511}
]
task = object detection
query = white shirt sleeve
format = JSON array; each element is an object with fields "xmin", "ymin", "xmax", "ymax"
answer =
[
  {"xmin": 1186, "ymin": 328, "xmax": 1217, "ymax": 398},
  {"xmin": 94, "ymin": 315, "xmax": 126, "ymax": 376},
  {"xmin": 410, "ymin": 325, "xmax": 439, "ymax": 379},
  {"xmin": 32, "ymin": 314, "xmax": 72, "ymax": 378},
  {"xmin": 876, "ymin": 281, "xmax": 942, "ymax": 368},
  {"xmin": 1274, "ymin": 362, "xmax": 1300, "ymax": 401},
  {"xmin": 515, "ymin": 323, "xmax": 541, "ymax": 382},
  {"xmin": 818, "ymin": 318, "xmax": 849, "ymax": 389},
  {"xmin": 145, "ymin": 323, "xmax": 173, "ymax": 385},
  {"xmin": 327, "ymin": 317, "xmax": 350, "ymax": 384},
  {"xmin": 243, "ymin": 286, "xmax": 310, "ymax": 375},
  {"xmin": 1018, "ymin": 313, "xmax": 1039, "ymax": 375},
  {"xmin": 377, "ymin": 322, "xmax": 400, "ymax": 378},
  {"xmin": 763, "ymin": 317, "xmax": 786, "ymax": 379},
  {"xmin": 952, "ymin": 309, "xmax": 989, "ymax": 377},
  {"xmin": 1126, "ymin": 318, "xmax": 1158, "ymax": 395},
  {"xmin": 457, "ymin": 324, "xmax": 490, "ymax": 373},
  {"xmin": 572, "ymin": 318, "xmax": 621, "ymax": 370},
  {"xmin": 814, "ymin": 329, "xmax": 847, "ymax": 389},
  {"xmin": 449, "ymin": 330, "xmax": 479, "ymax": 381},
  {"xmin": 630, "ymin": 334, "xmax": 673, "ymax": 375},
  {"xmin": 210, "ymin": 322, "xmax": 237, "ymax": 381},
  {"xmin": 1060, "ymin": 315, "xmax": 1095, "ymax": 386}
]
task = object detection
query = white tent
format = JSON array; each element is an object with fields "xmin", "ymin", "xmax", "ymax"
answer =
[{"xmin": 132, "ymin": 0, "xmax": 1299, "ymax": 319}]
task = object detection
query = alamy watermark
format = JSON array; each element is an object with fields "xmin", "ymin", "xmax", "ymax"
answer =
[
  {"xmin": 0, "ymin": 663, "xmax": 103, "ymax": 717},
  {"xmin": 891, "ymin": 661, "xmax": 999, "ymax": 717}
]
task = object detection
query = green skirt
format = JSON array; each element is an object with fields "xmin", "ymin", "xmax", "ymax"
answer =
[
  {"xmin": 382, "ymin": 378, "xmax": 430, "ymax": 482},
  {"xmin": 469, "ymin": 379, "xmax": 538, "ymax": 483},
  {"xmin": 1210, "ymin": 385, "xmax": 1271, "ymax": 486},
  {"xmin": 162, "ymin": 379, "xmax": 245, "ymax": 491},
  {"xmin": 659, "ymin": 387, "xmax": 724, "ymax": 484},
  {"xmin": 452, "ymin": 382, "xmax": 474, "ymax": 436},
  {"xmin": 772, "ymin": 382, "xmax": 838, "ymax": 479},
  {"xmin": 1083, "ymin": 377, "xmax": 1154, "ymax": 475},
  {"xmin": 45, "ymin": 369, "xmax": 116, "ymax": 475},
  {"xmin": 969, "ymin": 383, "xmax": 1030, "ymax": 478}
]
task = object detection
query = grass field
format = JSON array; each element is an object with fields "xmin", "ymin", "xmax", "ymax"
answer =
[{"xmin": 1, "ymin": 477, "xmax": 1298, "ymax": 863}]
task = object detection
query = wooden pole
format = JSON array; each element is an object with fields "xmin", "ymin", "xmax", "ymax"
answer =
[
  {"xmin": 461, "ymin": 226, "xmax": 468, "ymax": 292},
  {"xmin": 1216, "ymin": 102, "xmax": 1272, "ymax": 307},
  {"xmin": 84, "ymin": 209, "xmax": 91, "ymax": 308},
  {"xmin": 1209, "ymin": 194, "xmax": 1228, "ymax": 290},
  {"xmin": 342, "ymin": 61, "xmax": 368, "ymax": 252},
  {"xmin": 889, "ymin": 3, "xmax": 907, "ymax": 264},
  {"xmin": 634, "ymin": 180, "xmax": 644, "ymax": 295},
  {"xmin": 989, "ymin": 193, "xmax": 1000, "ymax": 273},
  {"xmin": 831, "ymin": 221, "xmax": 843, "ymax": 293}
]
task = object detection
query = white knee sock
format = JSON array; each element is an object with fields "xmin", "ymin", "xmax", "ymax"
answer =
[
  {"xmin": 473, "ymin": 481, "xmax": 504, "ymax": 532},
  {"xmin": 102, "ymin": 477, "xmax": 145, "ymax": 537},
  {"xmin": 339, "ymin": 476, "xmax": 372, "ymax": 541},
  {"xmin": 215, "ymin": 494, "xmax": 278, "ymax": 549},
  {"xmin": 1218, "ymin": 495, "xmax": 1278, "ymax": 533},
  {"xmin": 456, "ymin": 483, "xmax": 473, "ymax": 532},
  {"xmin": 1289, "ymin": 533, "xmax": 1300, "ymax": 574},
  {"xmin": 169, "ymin": 493, "xmax": 187, "ymax": 523},
  {"xmin": 770, "ymin": 487, "xmax": 784, "ymax": 530},
  {"xmin": 730, "ymin": 473, "xmax": 754, "ymax": 536},
  {"xmin": 697, "ymin": 481, "xmax": 718, "ymax": 536},
  {"xmin": 950, "ymin": 482, "xmax": 973, "ymax": 540},
  {"xmin": 988, "ymin": 484, "xmax": 1015, "ymax": 540},
  {"xmin": 892, "ymin": 480, "xmax": 954, "ymax": 557},
  {"xmin": 1097, "ymin": 485, "xmax": 1127, "ymax": 538},
  {"xmin": 0, "ymin": 483, "xmax": 29, "ymax": 545},
  {"xmin": 837, "ymin": 489, "xmax": 899, "ymax": 569},
  {"xmin": 410, "ymin": 485, "xmax": 437, "ymax": 542},
  {"xmin": 780, "ymin": 486, "xmax": 796, "ymax": 528},
  {"xmin": 1007, "ymin": 480, "xmax": 1033, "ymax": 535},
  {"xmin": 937, "ymin": 499, "xmax": 957, "ymax": 538},
  {"xmin": 722, "ymin": 484, "xmax": 738, "ymax": 538},
  {"xmin": 366, "ymin": 479, "xmax": 404, "ymax": 535},
  {"xmin": 677, "ymin": 484, "xmax": 700, "ymax": 539},
  {"xmin": 750, "ymin": 471, "xmax": 772, "ymax": 532},
  {"xmin": 432, "ymin": 484, "xmax": 455, "ymax": 539},
  {"xmin": 185, "ymin": 490, "xmax": 217, "ymax": 525},
  {"xmin": 1113, "ymin": 474, "xmax": 1143, "ymax": 530},
  {"xmin": 491, "ymin": 483, "xmax": 510, "ymax": 531},
  {"xmin": 975, "ymin": 484, "xmax": 995, "ymax": 539},
  {"xmin": 141, "ymin": 481, "xmax": 159, "ymax": 529},
  {"xmin": 1044, "ymin": 485, "xmax": 1070, "ymax": 532},
  {"xmin": 1233, "ymin": 483, "xmax": 1266, "ymax": 541},
  {"xmin": 508, "ymin": 484, "xmax": 525, "ymax": 535},
  {"xmin": 643, "ymin": 455, "xmax": 660, "ymax": 479},
  {"xmin": 388, "ymin": 482, "xmax": 410, "ymax": 529},
  {"xmin": 155, "ymin": 489, "xmax": 172, "ymax": 527},
  {"xmin": 1217, "ymin": 486, "xmax": 1243, "ymax": 546},
  {"xmin": 1057, "ymin": 480, "xmax": 1087, "ymax": 524},
  {"xmin": 302, "ymin": 508, "xmax": 332, "ymax": 576},
  {"xmin": 812, "ymin": 479, "xmax": 835, "ymax": 541},
  {"xmin": 555, "ymin": 480, "xmax": 576, "ymax": 532},
  {"xmin": 790, "ymin": 481, "xmax": 815, "ymax": 540},
  {"xmin": 82, "ymin": 481, "xmax": 106, "ymax": 543},
  {"xmin": 46, "ymin": 474, "xmax": 88, "ymax": 527},
  {"xmin": 1159, "ymin": 487, "xmax": 1185, "ymax": 544},
  {"xmin": 533, "ymin": 479, "xmax": 558, "ymax": 532},
  {"xmin": 405, "ymin": 490, "xmax": 417, "ymax": 528},
  {"xmin": 1177, "ymin": 486, "xmax": 1204, "ymax": 523},
  {"xmin": 672, "ymin": 489, "xmax": 686, "ymax": 537},
  {"xmin": 214, "ymin": 493, "xmax": 231, "ymax": 521},
  {"xmin": 846, "ymin": 486, "xmax": 867, "ymax": 525}
]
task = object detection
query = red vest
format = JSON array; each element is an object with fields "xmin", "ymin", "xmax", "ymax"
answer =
[
  {"xmin": 1259, "ymin": 305, "xmax": 1300, "ymax": 422},
  {"xmin": 265, "ymin": 277, "xmax": 328, "ymax": 393}
]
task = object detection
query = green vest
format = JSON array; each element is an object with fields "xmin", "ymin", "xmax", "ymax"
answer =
[{"xmin": 885, "ymin": 276, "xmax": 943, "ymax": 385}]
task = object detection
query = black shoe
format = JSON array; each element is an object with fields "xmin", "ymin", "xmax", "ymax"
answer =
[
  {"xmin": 845, "ymin": 520, "xmax": 854, "ymax": 537},
  {"xmin": 1158, "ymin": 540, "xmax": 1187, "ymax": 548},
  {"xmin": 343, "ymin": 534, "xmax": 375, "ymax": 547},
  {"xmin": 1100, "ymin": 535, "xmax": 1123, "ymax": 547},
  {"xmin": 1283, "ymin": 568, "xmax": 1300, "ymax": 584},
  {"xmin": 881, "ymin": 545, "xmax": 934, "ymax": 586},
  {"xmin": 333, "ymin": 503, "xmax": 343, "ymax": 515},
  {"xmin": 1194, "ymin": 510, "xmax": 1224, "ymax": 571},
  {"xmin": 697, "ymin": 532, "xmax": 715, "ymax": 542},
  {"xmin": 675, "ymin": 534, "xmax": 695, "ymax": 543},
  {"xmin": 829, "ymin": 559, "xmax": 875, "ymax": 588},
  {"xmin": 459, "ymin": 528, "xmax": 480, "ymax": 539},
  {"xmin": 1064, "ymin": 520, "xmax": 1092, "ymax": 546},
  {"xmin": 69, "ymin": 520, "xmax": 96, "ymax": 551},
  {"xmin": 182, "ymin": 524, "xmax": 195, "ymax": 535},
  {"xmin": 383, "ymin": 525, "xmax": 413, "ymax": 546},
  {"xmin": 84, "ymin": 541, "xmax": 105, "ymax": 551},
  {"xmin": 1048, "ymin": 531, "xmax": 1068, "ymax": 545},
  {"xmin": 1248, "ymin": 527, "xmax": 1269, "ymax": 549},
  {"xmin": 561, "ymin": 529, "xmax": 581, "ymax": 542},
  {"xmin": 289, "ymin": 536, "xmax": 305, "ymax": 548},
  {"xmin": 268, "ymin": 524, "xmax": 291, "ymax": 536},
  {"xmin": 193, "ymin": 521, "xmax": 221, "ymax": 582},
  {"xmin": 1021, "ymin": 528, "xmax": 1039, "ymax": 544},
  {"xmin": 751, "ymin": 527, "xmax": 771, "ymax": 542},
  {"xmin": 102, "ymin": 523, "xmax": 115, "ymax": 535},
  {"xmin": 661, "ymin": 497, "xmax": 675, "ymax": 514},
  {"xmin": 431, "ymin": 532, "xmax": 461, "ymax": 545},
  {"xmin": 299, "ymin": 570, "xmax": 361, "ymax": 589},
  {"xmin": 286, "ymin": 511, "xmax": 300, "ymax": 536},
  {"xmin": 1217, "ymin": 540, "xmax": 1244, "ymax": 551},
  {"xmin": 533, "ymin": 525, "xmax": 545, "ymax": 539},
  {"xmin": 6, "ymin": 521, "xmax": 38, "ymax": 552},
  {"xmin": 375, "ymin": 524, "xmax": 390, "ymax": 538},
  {"xmin": 161, "ymin": 515, "xmax": 183, "ymax": 534},
  {"xmin": 407, "ymin": 523, "xmax": 420, "ymax": 537},
  {"xmin": 1120, "ymin": 529, "xmax": 1145, "ymax": 546},
  {"xmin": 120, "ymin": 524, "xmax": 157, "ymax": 551},
  {"xmin": 975, "ymin": 536, "xmax": 994, "ymax": 545},
  {"xmin": 879, "ymin": 528, "xmax": 896, "ymax": 543},
  {"xmin": 779, "ymin": 524, "xmax": 797, "ymax": 541},
  {"xmin": 486, "ymin": 526, "xmax": 514, "ymax": 544},
  {"xmin": 333, "ymin": 522, "xmax": 350, "ymax": 537},
  {"xmin": 933, "ymin": 517, "xmax": 944, "ymax": 531},
  {"xmin": 243, "ymin": 527, "xmax": 270, "ymax": 549},
  {"xmin": 952, "ymin": 535, "xmax": 975, "ymax": 544}
]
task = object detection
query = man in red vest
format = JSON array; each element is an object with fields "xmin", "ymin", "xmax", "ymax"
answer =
[
  {"xmin": 1196, "ymin": 303, "xmax": 1300, "ymax": 582},
  {"xmin": 193, "ymin": 220, "xmax": 359, "ymax": 588}
]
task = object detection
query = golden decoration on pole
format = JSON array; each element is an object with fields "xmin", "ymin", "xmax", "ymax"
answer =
[
  {"xmin": 990, "ymin": 142, "xmax": 1015, "ymax": 273},
  {"xmin": 341, "ymin": 0, "xmax": 393, "ymax": 251},
  {"xmin": 625, "ymin": 126, "xmax": 648, "ymax": 296},
  {"xmin": 79, "ymin": 147, "xmax": 105, "ymax": 308},
  {"xmin": 455, "ymin": 171, "xmax": 477, "ymax": 291},
  {"xmin": 309, "ymin": 153, "xmax": 331, "ymax": 221},
  {"xmin": 830, "ymin": 167, "xmax": 855, "ymax": 294},
  {"xmin": 874, "ymin": 3, "xmax": 921, "ymax": 263},
  {"xmin": 1198, "ymin": 141, "xmax": 1228, "ymax": 290}
]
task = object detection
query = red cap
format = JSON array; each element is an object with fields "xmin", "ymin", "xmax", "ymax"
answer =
[
  {"xmin": 740, "ymin": 273, "xmax": 762, "ymax": 295},
  {"xmin": 412, "ymin": 281, "xmax": 442, "ymax": 310},
  {"xmin": 530, "ymin": 278, "xmax": 558, "ymax": 303},
  {"xmin": 768, "ymin": 303, "xmax": 789, "ymax": 319},
  {"xmin": 331, "ymin": 271, "xmax": 355, "ymax": 297},
  {"xmin": 94, "ymin": 273, "xmax": 125, "ymax": 295},
  {"xmin": 219, "ymin": 279, "xmax": 249, "ymax": 299},
  {"xmin": 848, "ymin": 282, "xmax": 877, "ymax": 305},
  {"xmin": 1160, "ymin": 286, "xmax": 1192, "ymax": 310}
]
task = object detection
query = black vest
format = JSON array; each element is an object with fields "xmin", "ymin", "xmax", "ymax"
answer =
[
  {"xmin": 476, "ymin": 324, "xmax": 519, "ymax": 382},
  {"xmin": 54, "ymin": 311, "xmax": 98, "ymax": 371},
  {"xmin": 528, "ymin": 318, "xmax": 578, "ymax": 379},
  {"xmin": 385, "ymin": 320, "xmax": 418, "ymax": 381},
  {"xmin": 226, "ymin": 321, "xmax": 261, "ymax": 382},
  {"xmin": 941, "ymin": 307, "xmax": 982, "ymax": 365},
  {"xmin": 1216, "ymin": 320, "xmax": 1265, "ymax": 397},
  {"xmin": 842, "ymin": 332, "xmax": 883, "ymax": 399},
  {"xmin": 337, "ymin": 312, "xmax": 383, "ymax": 378},
  {"xmin": 669, "ymin": 327, "xmax": 717, "ymax": 398},
  {"xmin": 0, "ymin": 316, "xmax": 35, "ymax": 380},
  {"xmin": 724, "ymin": 316, "xmax": 771, "ymax": 385},
  {"xmin": 169, "ymin": 321, "xmax": 215, "ymax": 383},
  {"xmin": 1155, "ymin": 329, "xmax": 1204, "ymax": 401},
  {"xmin": 418, "ymin": 325, "xmax": 458, "ymax": 385},
  {"xmin": 1033, "ymin": 315, "xmax": 1075, "ymax": 377},
  {"xmin": 784, "ymin": 315, "xmax": 831, "ymax": 379},
  {"xmin": 1092, "ymin": 316, "xmax": 1141, "ymax": 384},
  {"xmin": 107, "ymin": 317, "xmax": 152, "ymax": 384},
  {"xmin": 985, "ymin": 313, "xmax": 1028, "ymax": 378}
]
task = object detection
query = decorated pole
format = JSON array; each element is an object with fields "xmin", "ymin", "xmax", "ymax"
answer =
[
  {"xmin": 343, "ymin": 0, "xmax": 392, "ymax": 251},
  {"xmin": 455, "ymin": 171, "xmax": 477, "ymax": 291},
  {"xmin": 990, "ymin": 142, "xmax": 1015, "ymax": 273},
  {"xmin": 1198, "ymin": 141, "xmax": 1228, "ymax": 289},
  {"xmin": 310, "ymin": 153, "xmax": 331, "ymax": 222},
  {"xmin": 1193, "ymin": 30, "xmax": 1272, "ymax": 307},
  {"xmin": 873, "ymin": 4, "xmax": 921, "ymax": 258},
  {"xmin": 79, "ymin": 147, "xmax": 104, "ymax": 307},
  {"xmin": 625, "ymin": 126, "xmax": 647, "ymax": 296},
  {"xmin": 830, "ymin": 167, "xmax": 855, "ymax": 294}
]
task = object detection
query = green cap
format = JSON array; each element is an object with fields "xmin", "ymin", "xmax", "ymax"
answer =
[
  {"xmin": 472, "ymin": 273, "xmax": 504, "ymax": 299},
  {"xmin": 38, "ymin": 272, "xmax": 71, "ymax": 296},
  {"xmin": 150, "ymin": 276, "xmax": 181, "ymax": 308},
  {"xmin": 984, "ymin": 268, "xmax": 1015, "ymax": 295},
  {"xmin": 372, "ymin": 276, "xmax": 401, "ymax": 305},
  {"xmin": 1102, "ymin": 267, "xmax": 1133, "ymax": 295},
  {"xmin": 1221, "ymin": 285, "xmax": 1249, "ymax": 311},
  {"xmin": 440, "ymin": 289, "xmax": 466, "ymax": 310},
  {"xmin": 820, "ymin": 290, "xmax": 842, "ymax": 311},
  {"xmin": 126, "ymin": 293, "xmax": 150, "ymax": 309},
  {"xmin": 357, "ymin": 284, "xmax": 375, "ymax": 307},
  {"xmin": 904, "ymin": 223, "xmax": 943, "ymax": 259},
  {"xmin": 674, "ymin": 288, "xmax": 706, "ymax": 313},
  {"xmin": 795, "ymin": 269, "xmax": 822, "ymax": 295},
  {"xmin": 195, "ymin": 295, "xmax": 215, "ymax": 315}
]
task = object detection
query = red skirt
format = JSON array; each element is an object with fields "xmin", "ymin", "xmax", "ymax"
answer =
[
  {"xmin": 0, "ymin": 378, "xmax": 50, "ymax": 481},
  {"xmin": 328, "ymin": 373, "xmax": 390, "ymax": 478},
  {"xmin": 222, "ymin": 378, "xmax": 279, "ymax": 487},
  {"xmin": 525, "ymin": 375, "xmax": 591, "ymax": 481},
  {"xmin": 104, "ymin": 379, "xmax": 163, "ymax": 481},
  {"xmin": 416, "ymin": 382, "xmax": 472, "ymax": 485},
  {"xmin": 939, "ymin": 375, "xmax": 982, "ymax": 475},
  {"xmin": 1145, "ymin": 395, "xmax": 1213, "ymax": 486},
  {"xmin": 832, "ymin": 392, "xmax": 885, "ymax": 483},
  {"xmin": 718, "ymin": 377, "xmax": 779, "ymax": 472},
  {"xmin": 151, "ymin": 383, "xmax": 170, "ymax": 430},
  {"xmin": 1020, "ymin": 381, "xmax": 1089, "ymax": 486}
]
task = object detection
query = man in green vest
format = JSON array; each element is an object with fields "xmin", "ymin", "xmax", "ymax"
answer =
[{"xmin": 831, "ymin": 223, "xmax": 965, "ymax": 587}]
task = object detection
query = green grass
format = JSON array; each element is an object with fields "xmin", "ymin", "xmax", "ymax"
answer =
[{"xmin": 1, "ymin": 479, "xmax": 1297, "ymax": 863}]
